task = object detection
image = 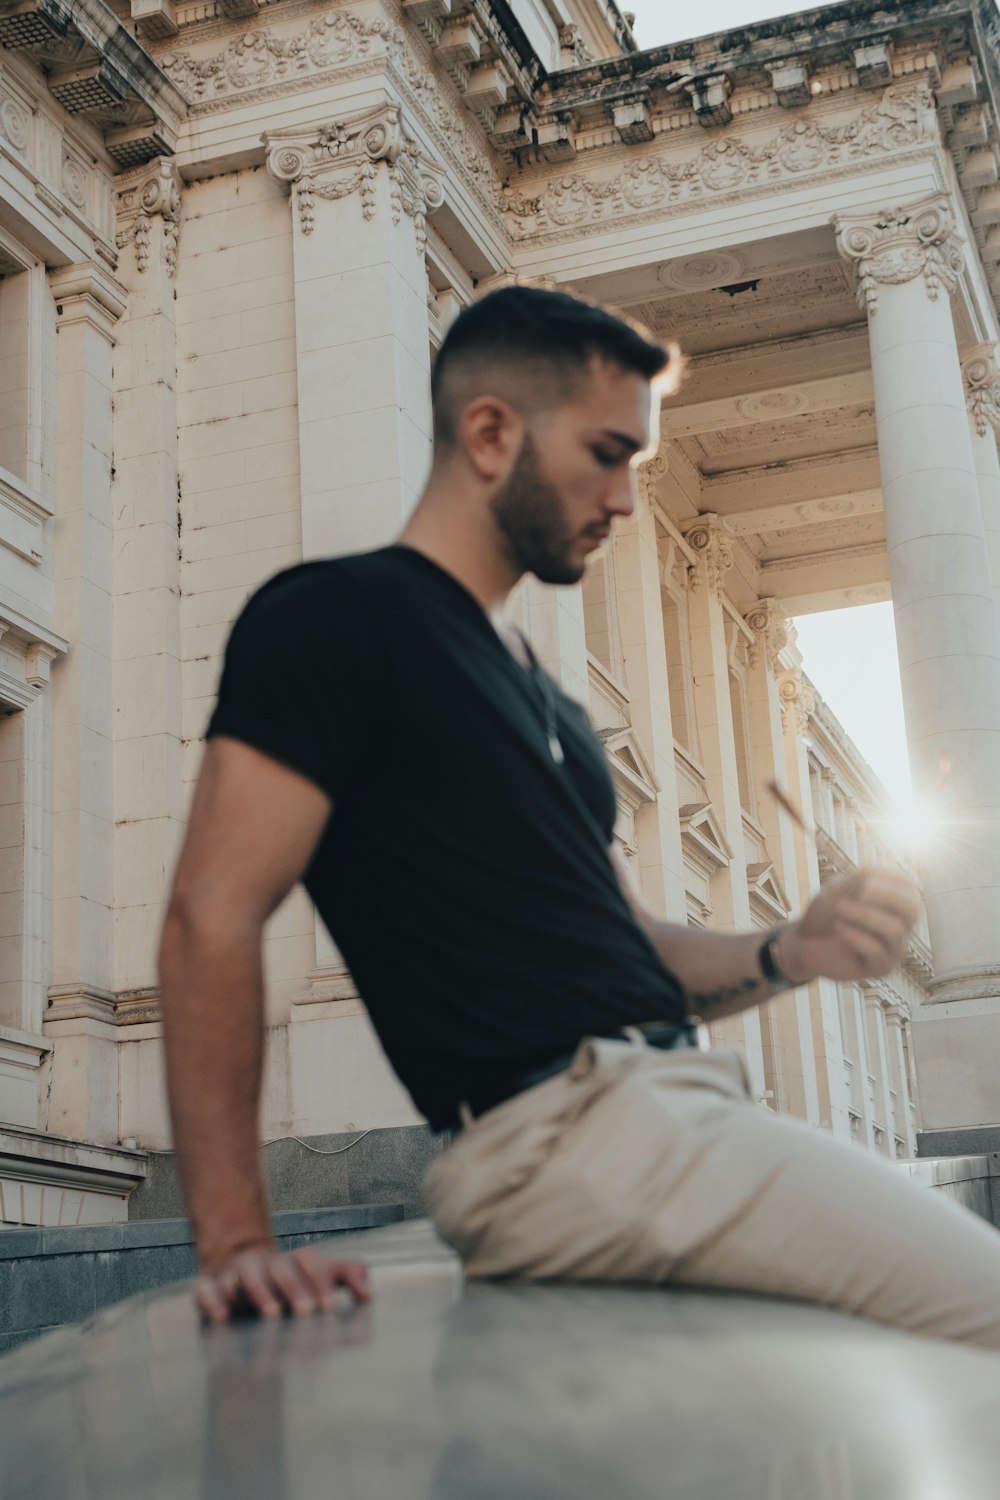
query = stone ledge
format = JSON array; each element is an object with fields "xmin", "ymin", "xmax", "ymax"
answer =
[{"xmin": 0, "ymin": 1202, "xmax": 402, "ymax": 1258}]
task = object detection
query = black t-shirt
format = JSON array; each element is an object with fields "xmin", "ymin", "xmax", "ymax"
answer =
[{"xmin": 206, "ymin": 545, "xmax": 689, "ymax": 1128}]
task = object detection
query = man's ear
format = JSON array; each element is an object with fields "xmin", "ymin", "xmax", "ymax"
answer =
[{"xmin": 458, "ymin": 395, "xmax": 524, "ymax": 482}]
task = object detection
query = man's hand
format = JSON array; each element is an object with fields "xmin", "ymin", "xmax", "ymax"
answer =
[
  {"xmin": 779, "ymin": 866, "xmax": 921, "ymax": 986},
  {"xmin": 196, "ymin": 1243, "xmax": 371, "ymax": 1325}
]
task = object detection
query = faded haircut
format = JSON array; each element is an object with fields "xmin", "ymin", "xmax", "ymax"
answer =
[{"xmin": 431, "ymin": 285, "xmax": 674, "ymax": 449}]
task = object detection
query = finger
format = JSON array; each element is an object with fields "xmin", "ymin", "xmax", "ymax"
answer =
[
  {"xmin": 328, "ymin": 1260, "xmax": 371, "ymax": 1303},
  {"xmin": 265, "ymin": 1256, "xmax": 323, "ymax": 1318},
  {"xmin": 232, "ymin": 1259, "xmax": 285, "ymax": 1320},
  {"xmin": 855, "ymin": 873, "xmax": 921, "ymax": 928},
  {"xmin": 287, "ymin": 1248, "xmax": 337, "ymax": 1310},
  {"xmin": 196, "ymin": 1275, "xmax": 237, "ymax": 1326},
  {"xmin": 835, "ymin": 898, "xmax": 911, "ymax": 952}
]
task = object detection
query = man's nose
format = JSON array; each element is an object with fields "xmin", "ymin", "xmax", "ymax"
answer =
[{"xmin": 606, "ymin": 469, "xmax": 638, "ymax": 518}]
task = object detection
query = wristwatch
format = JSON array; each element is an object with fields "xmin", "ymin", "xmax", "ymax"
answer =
[{"xmin": 758, "ymin": 926, "xmax": 791, "ymax": 988}]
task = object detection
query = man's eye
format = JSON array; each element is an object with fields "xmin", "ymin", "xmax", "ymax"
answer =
[{"xmin": 593, "ymin": 448, "xmax": 620, "ymax": 467}]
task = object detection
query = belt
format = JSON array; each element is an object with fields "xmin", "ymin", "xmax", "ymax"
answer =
[{"xmin": 456, "ymin": 1017, "xmax": 707, "ymax": 1128}]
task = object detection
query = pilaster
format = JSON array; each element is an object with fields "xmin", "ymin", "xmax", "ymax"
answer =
[
  {"xmin": 682, "ymin": 513, "xmax": 764, "ymax": 1095},
  {"xmin": 44, "ymin": 259, "xmax": 126, "ymax": 1143},
  {"xmin": 744, "ymin": 601, "xmax": 820, "ymax": 1125},
  {"xmin": 961, "ymin": 342, "xmax": 1000, "ymax": 634},
  {"xmin": 111, "ymin": 158, "xmax": 185, "ymax": 997},
  {"xmin": 264, "ymin": 101, "xmax": 436, "ymax": 562}
]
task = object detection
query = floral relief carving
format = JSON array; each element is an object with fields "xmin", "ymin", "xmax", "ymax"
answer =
[
  {"xmin": 744, "ymin": 599, "xmax": 789, "ymax": 672},
  {"xmin": 114, "ymin": 159, "xmax": 182, "ymax": 276},
  {"xmin": 0, "ymin": 95, "xmax": 28, "ymax": 154},
  {"xmin": 265, "ymin": 103, "xmax": 444, "ymax": 249},
  {"xmin": 504, "ymin": 81, "xmax": 935, "ymax": 238},
  {"xmin": 777, "ymin": 669, "xmax": 816, "ymax": 735},
  {"xmin": 159, "ymin": 12, "xmax": 505, "ymax": 221},
  {"xmin": 962, "ymin": 344, "xmax": 1000, "ymax": 438},
  {"xmin": 683, "ymin": 514, "xmax": 734, "ymax": 597},
  {"xmin": 834, "ymin": 193, "xmax": 964, "ymax": 316},
  {"xmin": 160, "ymin": 14, "xmax": 389, "ymax": 101}
]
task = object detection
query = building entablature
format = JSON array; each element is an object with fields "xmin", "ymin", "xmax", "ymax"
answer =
[{"xmin": 0, "ymin": 0, "xmax": 185, "ymax": 169}]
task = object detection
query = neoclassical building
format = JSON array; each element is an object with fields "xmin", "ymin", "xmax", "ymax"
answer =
[{"xmin": 0, "ymin": 0, "xmax": 997, "ymax": 1224}]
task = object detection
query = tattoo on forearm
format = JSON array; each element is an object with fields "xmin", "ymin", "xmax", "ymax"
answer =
[{"xmin": 687, "ymin": 974, "xmax": 771, "ymax": 1019}]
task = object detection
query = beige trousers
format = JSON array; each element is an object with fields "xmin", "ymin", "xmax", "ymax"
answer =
[{"xmin": 423, "ymin": 1037, "xmax": 1000, "ymax": 1349}]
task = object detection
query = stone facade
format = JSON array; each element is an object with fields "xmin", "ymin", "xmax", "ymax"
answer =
[{"xmin": 2, "ymin": 0, "xmax": 1000, "ymax": 1221}]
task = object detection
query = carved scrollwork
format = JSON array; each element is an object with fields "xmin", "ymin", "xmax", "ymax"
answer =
[
  {"xmin": 265, "ymin": 104, "xmax": 443, "ymax": 245},
  {"xmin": 834, "ymin": 192, "xmax": 964, "ymax": 316},
  {"xmin": 505, "ymin": 81, "xmax": 935, "ymax": 239},
  {"xmin": 160, "ymin": 13, "xmax": 389, "ymax": 102},
  {"xmin": 114, "ymin": 157, "xmax": 182, "ymax": 276},
  {"xmin": 777, "ymin": 669, "xmax": 816, "ymax": 735},
  {"xmin": 683, "ymin": 514, "xmax": 734, "ymax": 597},
  {"xmin": 962, "ymin": 343, "xmax": 1000, "ymax": 438},
  {"xmin": 744, "ymin": 598, "xmax": 789, "ymax": 672}
]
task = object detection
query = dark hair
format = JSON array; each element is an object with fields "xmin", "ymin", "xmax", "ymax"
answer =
[{"xmin": 431, "ymin": 285, "xmax": 672, "ymax": 446}]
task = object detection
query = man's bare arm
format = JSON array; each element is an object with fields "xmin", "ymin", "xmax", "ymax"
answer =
[
  {"xmin": 158, "ymin": 736, "xmax": 369, "ymax": 1322},
  {"xmin": 611, "ymin": 848, "xmax": 920, "ymax": 1023}
]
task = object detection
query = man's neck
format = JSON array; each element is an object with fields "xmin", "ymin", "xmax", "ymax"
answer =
[{"xmin": 396, "ymin": 496, "xmax": 521, "ymax": 619}]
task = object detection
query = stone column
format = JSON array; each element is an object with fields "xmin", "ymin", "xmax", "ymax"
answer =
[
  {"xmin": 745, "ymin": 602, "xmax": 821, "ymax": 1125},
  {"xmin": 836, "ymin": 193, "xmax": 1000, "ymax": 1134},
  {"xmin": 110, "ymin": 159, "xmax": 186, "ymax": 1007},
  {"xmin": 683, "ymin": 514, "xmax": 765, "ymax": 1097},
  {"xmin": 44, "ymin": 261, "xmax": 128, "ymax": 1144},
  {"xmin": 265, "ymin": 102, "xmax": 437, "ymax": 564},
  {"xmin": 961, "ymin": 343, "xmax": 1000, "ymax": 632},
  {"xmin": 885, "ymin": 1002, "xmax": 917, "ymax": 1156}
]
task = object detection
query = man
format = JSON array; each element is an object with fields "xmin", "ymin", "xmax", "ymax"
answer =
[{"xmin": 159, "ymin": 287, "xmax": 1000, "ymax": 1345}]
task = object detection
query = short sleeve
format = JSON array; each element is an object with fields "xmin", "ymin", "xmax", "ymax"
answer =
[{"xmin": 205, "ymin": 562, "xmax": 386, "ymax": 803}]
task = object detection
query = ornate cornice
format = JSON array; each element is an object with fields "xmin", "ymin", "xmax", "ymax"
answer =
[
  {"xmin": 744, "ymin": 598, "xmax": 789, "ymax": 673},
  {"xmin": 114, "ymin": 157, "xmax": 182, "ymax": 276},
  {"xmin": 504, "ymin": 81, "xmax": 936, "ymax": 243},
  {"xmin": 158, "ymin": 7, "xmax": 507, "ymax": 226},
  {"xmin": 962, "ymin": 342, "xmax": 1000, "ymax": 438},
  {"xmin": 264, "ymin": 102, "xmax": 444, "ymax": 250},
  {"xmin": 683, "ymin": 513, "xmax": 734, "ymax": 597},
  {"xmin": 834, "ymin": 191, "xmax": 964, "ymax": 317}
]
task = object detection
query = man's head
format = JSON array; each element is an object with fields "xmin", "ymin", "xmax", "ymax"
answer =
[{"xmin": 429, "ymin": 287, "xmax": 676, "ymax": 585}]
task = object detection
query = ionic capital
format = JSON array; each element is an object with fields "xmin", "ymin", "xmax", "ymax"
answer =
[
  {"xmin": 962, "ymin": 342, "xmax": 1000, "ymax": 437},
  {"xmin": 833, "ymin": 193, "xmax": 964, "ymax": 316},
  {"xmin": 264, "ymin": 102, "xmax": 443, "ymax": 249},
  {"xmin": 114, "ymin": 157, "xmax": 182, "ymax": 277},
  {"xmin": 744, "ymin": 597, "xmax": 789, "ymax": 672},
  {"xmin": 777, "ymin": 668, "xmax": 815, "ymax": 735},
  {"xmin": 682, "ymin": 513, "xmax": 734, "ymax": 596}
]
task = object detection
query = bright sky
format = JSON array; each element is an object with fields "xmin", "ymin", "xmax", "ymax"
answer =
[
  {"xmin": 627, "ymin": 0, "xmax": 809, "ymax": 47},
  {"xmin": 621, "ymin": 1, "xmax": 916, "ymax": 817}
]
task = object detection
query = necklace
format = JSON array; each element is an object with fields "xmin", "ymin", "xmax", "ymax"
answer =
[{"xmin": 517, "ymin": 634, "xmax": 565, "ymax": 765}]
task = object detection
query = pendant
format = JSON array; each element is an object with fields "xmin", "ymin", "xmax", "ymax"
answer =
[{"xmin": 549, "ymin": 733, "xmax": 565, "ymax": 765}]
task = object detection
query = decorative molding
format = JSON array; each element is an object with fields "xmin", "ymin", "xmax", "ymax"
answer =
[
  {"xmin": 777, "ymin": 667, "xmax": 815, "ymax": 736},
  {"xmin": 834, "ymin": 191, "xmax": 964, "ymax": 317},
  {"xmin": 49, "ymin": 260, "xmax": 128, "ymax": 339},
  {"xmin": 962, "ymin": 342, "xmax": 1000, "ymax": 438},
  {"xmin": 504, "ymin": 81, "xmax": 935, "ymax": 240},
  {"xmin": 46, "ymin": 983, "xmax": 116, "ymax": 1024},
  {"xmin": 114, "ymin": 157, "xmax": 182, "ymax": 275},
  {"xmin": 744, "ymin": 598, "xmax": 789, "ymax": 672},
  {"xmin": 265, "ymin": 102, "xmax": 444, "ymax": 249},
  {"xmin": 159, "ymin": 11, "xmax": 389, "ymax": 101},
  {"xmin": 683, "ymin": 513, "xmax": 734, "ymax": 596}
]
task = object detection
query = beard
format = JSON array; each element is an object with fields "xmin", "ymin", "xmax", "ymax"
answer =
[{"xmin": 489, "ymin": 433, "xmax": 586, "ymax": 585}]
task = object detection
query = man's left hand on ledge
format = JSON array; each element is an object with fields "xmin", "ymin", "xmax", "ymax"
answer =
[{"xmin": 196, "ymin": 1242, "xmax": 371, "ymax": 1325}]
